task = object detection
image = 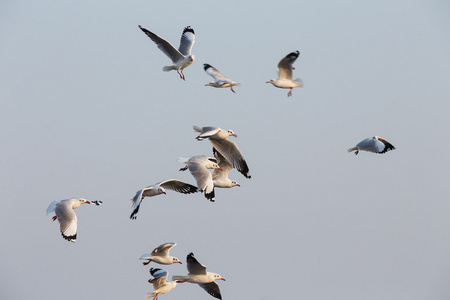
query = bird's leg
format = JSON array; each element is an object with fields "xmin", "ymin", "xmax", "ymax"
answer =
[
  {"xmin": 180, "ymin": 69, "xmax": 185, "ymax": 80},
  {"xmin": 355, "ymin": 150, "xmax": 359, "ymax": 155},
  {"xmin": 142, "ymin": 260, "xmax": 151, "ymax": 266},
  {"xmin": 153, "ymin": 295, "xmax": 159, "ymax": 300},
  {"xmin": 52, "ymin": 216, "xmax": 57, "ymax": 221},
  {"xmin": 287, "ymin": 88, "xmax": 293, "ymax": 97},
  {"xmin": 230, "ymin": 87, "xmax": 235, "ymax": 93},
  {"xmin": 177, "ymin": 70, "xmax": 183, "ymax": 79}
]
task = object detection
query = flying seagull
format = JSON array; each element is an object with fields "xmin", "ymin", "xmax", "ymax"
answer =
[
  {"xmin": 266, "ymin": 50, "xmax": 303, "ymax": 97},
  {"xmin": 193, "ymin": 125, "xmax": 251, "ymax": 179},
  {"xmin": 140, "ymin": 242, "xmax": 182, "ymax": 266},
  {"xmin": 172, "ymin": 252, "xmax": 225, "ymax": 299},
  {"xmin": 203, "ymin": 63, "xmax": 241, "ymax": 93},
  {"xmin": 138, "ymin": 25, "xmax": 195, "ymax": 80},
  {"xmin": 146, "ymin": 268, "xmax": 184, "ymax": 300},
  {"xmin": 46, "ymin": 198, "xmax": 102, "ymax": 242},
  {"xmin": 347, "ymin": 136, "xmax": 396, "ymax": 155},
  {"xmin": 178, "ymin": 155, "xmax": 221, "ymax": 202},
  {"xmin": 130, "ymin": 180, "xmax": 199, "ymax": 219}
]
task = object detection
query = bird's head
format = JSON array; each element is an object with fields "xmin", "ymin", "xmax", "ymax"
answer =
[
  {"xmin": 227, "ymin": 129, "xmax": 237, "ymax": 138},
  {"xmin": 231, "ymin": 180, "xmax": 240, "ymax": 187},
  {"xmin": 173, "ymin": 257, "xmax": 182, "ymax": 264}
]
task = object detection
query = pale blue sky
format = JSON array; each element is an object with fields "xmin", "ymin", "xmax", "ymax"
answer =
[{"xmin": 1, "ymin": 0, "xmax": 450, "ymax": 299}]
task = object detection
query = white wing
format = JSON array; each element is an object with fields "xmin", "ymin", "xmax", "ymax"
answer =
[
  {"xmin": 178, "ymin": 26, "xmax": 195, "ymax": 56},
  {"xmin": 139, "ymin": 25, "xmax": 184, "ymax": 63},
  {"xmin": 54, "ymin": 200, "xmax": 78, "ymax": 242}
]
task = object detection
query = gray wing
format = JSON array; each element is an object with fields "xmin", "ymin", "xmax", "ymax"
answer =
[
  {"xmin": 159, "ymin": 179, "xmax": 199, "ymax": 194},
  {"xmin": 212, "ymin": 147, "xmax": 233, "ymax": 180},
  {"xmin": 210, "ymin": 139, "xmax": 251, "ymax": 179},
  {"xmin": 203, "ymin": 64, "xmax": 230, "ymax": 82},
  {"xmin": 178, "ymin": 26, "xmax": 195, "ymax": 55},
  {"xmin": 196, "ymin": 126, "xmax": 221, "ymax": 139},
  {"xmin": 188, "ymin": 162, "xmax": 215, "ymax": 201},
  {"xmin": 149, "ymin": 276, "xmax": 168, "ymax": 290},
  {"xmin": 151, "ymin": 242, "xmax": 176, "ymax": 256},
  {"xmin": 186, "ymin": 252, "xmax": 207, "ymax": 275},
  {"xmin": 278, "ymin": 51, "xmax": 299, "ymax": 80},
  {"xmin": 54, "ymin": 201, "xmax": 77, "ymax": 242},
  {"xmin": 130, "ymin": 186, "xmax": 153, "ymax": 220},
  {"xmin": 199, "ymin": 282, "xmax": 222, "ymax": 300},
  {"xmin": 139, "ymin": 25, "xmax": 184, "ymax": 63}
]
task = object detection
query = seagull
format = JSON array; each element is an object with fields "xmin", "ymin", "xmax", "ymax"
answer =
[
  {"xmin": 266, "ymin": 50, "xmax": 303, "ymax": 97},
  {"xmin": 203, "ymin": 64, "xmax": 241, "ymax": 93},
  {"xmin": 138, "ymin": 25, "xmax": 195, "ymax": 80},
  {"xmin": 140, "ymin": 242, "xmax": 182, "ymax": 266},
  {"xmin": 347, "ymin": 136, "xmax": 396, "ymax": 155},
  {"xmin": 212, "ymin": 147, "xmax": 240, "ymax": 189},
  {"xmin": 46, "ymin": 198, "xmax": 102, "ymax": 242},
  {"xmin": 130, "ymin": 180, "xmax": 199, "ymax": 220},
  {"xmin": 146, "ymin": 268, "xmax": 185, "ymax": 300},
  {"xmin": 172, "ymin": 252, "xmax": 225, "ymax": 300},
  {"xmin": 193, "ymin": 125, "xmax": 251, "ymax": 179},
  {"xmin": 178, "ymin": 155, "xmax": 221, "ymax": 202}
]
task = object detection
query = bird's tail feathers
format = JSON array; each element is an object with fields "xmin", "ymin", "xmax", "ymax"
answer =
[
  {"xmin": 177, "ymin": 157, "xmax": 189, "ymax": 163},
  {"xmin": 193, "ymin": 125, "xmax": 202, "ymax": 133},
  {"xmin": 139, "ymin": 253, "xmax": 151, "ymax": 260},
  {"xmin": 347, "ymin": 147, "xmax": 358, "ymax": 153},
  {"xmin": 145, "ymin": 292, "xmax": 156, "ymax": 299},
  {"xmin": 46, "ymin": 201, "xmax": 59, "ymax": 215},
  {"xmin": 172, "ymin": 275, "xmax": 187, "ymax": 281},
  {"xmin": 295, "ymin": 78, "xmax": 304, "ymax": 87},
  {"xmin": 163, "ymin": 65, "xmax": 176, "ymax": 72}
]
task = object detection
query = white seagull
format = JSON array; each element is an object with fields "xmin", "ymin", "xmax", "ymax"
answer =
[
  {"xmin": 172, "ymin": 252, "xmax": 225, "ymax": 300},
  {"xmin": 193, "ymin": 125, "xmax": 251, "ymax": 179},
  {"xmin": 130, "ymin": 180, "xmax": 199, "ymax": 219},
  {"xmin": 212, "ymin": 147, "xmax": 240, "ymax": 189},
  {"xmin": 178, "ymin": 155, "xmax": 221, "ymax": 202},
  {"xmin": 46, "ymin": 198, "xmax": 102, "ymax": 242},
  {"xmin": 138, "ymin": 25, "xmax": 195, "ymax": 80},
  {"xmin": 348, "ymin": 136, "xmax": 396, "ymax": 155},
  {"xmin": 203, "ymin": 64, "xmax": 241, "ymax": 93},
  {"xmin": 140, "ymin": 242, "xmax": 182, "ymax": 266},
  {"xmin": 146, "ymin": 268, "xmax": 184, "ymax": 300},
  {"xmin": 266, "ymin": 50, "xmax": 303, "ymax": 97}
]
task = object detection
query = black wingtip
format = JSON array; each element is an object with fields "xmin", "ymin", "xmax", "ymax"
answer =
[
  {"xmin": 183, "ymin": 26, "xmax": 195, "ymax": 35},
  {"xmin": 203, "ymin": 63, "xmax": 213, "ymax": 71},
  {"xmin": 205, "ymin": 189, "xmax": 215, "ymax": 202},
  {"xmin": 62, "ymin": 232, "xmax": 76, "ymax": 242},
  {"xmin": 130, "ymin": 206, "xmax": 140, "ymax": 220},
  {"xmin": 287, "ymin": 50, "xmax": 300, "ymax": 59}
]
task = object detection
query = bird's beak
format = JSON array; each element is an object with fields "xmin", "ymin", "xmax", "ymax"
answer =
[
  {"xmin": 232, "ymin": 134, "xmax": 237, "ymax": 138},
  {"xmin": 265, "ymin": 81, "xmax": 270, "ymax": 83},
  {"xmin": 163, "ymin": 191, "xmax": 166, "ymax": 195},
  {"xmin": 178, "ymin": 261, "xmax": 182, "ymax": 264},
  {"xmin": 220, "ymin": 278, "xmax": 226, "ymax": 281},
  {"xmin": 236, "ymin": 184, "xmax": 240, "ymax": 187},
  {"xmin": 176, "ymin": 280, "xmax": 186, "ymax": 283},
  {"xmin": 85, "ymin": 201, "xmax": 91, "ymax": 204},
  {"xmin": 218, "ymin": 167, "xmax": 223, "ymax": 171}
]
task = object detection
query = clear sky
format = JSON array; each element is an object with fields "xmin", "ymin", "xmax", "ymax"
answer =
[{"xmin": 1, "ymin": 0, "xmax": 450, "ymax": 299}]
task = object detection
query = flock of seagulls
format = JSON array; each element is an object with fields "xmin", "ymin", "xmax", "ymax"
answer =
[
  {"xmin": 138, "ymin": 25, "xmax": 303, "ymax": 97},
  {"xmin": 45, "ymin": 24, "xmax": 397, "ymax": 299},
  {"xmin": 142, "ymin": 244, "xmax": 225, "ymax": 300}
]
